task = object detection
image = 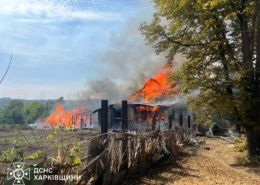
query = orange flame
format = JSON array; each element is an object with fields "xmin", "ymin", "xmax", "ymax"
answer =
[
  {"xmin": 160, "ymin": 112, "xmax": 165, "ymax": 120},
  {"xmin": 135, "ymin": 105, "xmax": 159, "ymax": 112},
  {"xmin": 134, "ymin": 105, "xmax": 165, "ymax": 122},
  {"xmin": 129, "ymin": 67, "xmax": 172, "ymax": 103},
  {"xmin": 46, "ymin": 103, "xmax": 88, "ymax": 127}
]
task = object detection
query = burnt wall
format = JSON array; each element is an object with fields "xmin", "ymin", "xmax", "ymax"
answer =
[{"xmin": 94, "ymin": 102, "xmax": 194, "ymax": 130}]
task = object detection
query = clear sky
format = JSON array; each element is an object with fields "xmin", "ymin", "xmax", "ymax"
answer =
[{"xmin": 0, "ymin": 0, "xmax": 168, "ymax": 101}]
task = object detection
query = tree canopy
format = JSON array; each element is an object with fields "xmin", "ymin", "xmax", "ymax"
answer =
[
  {"xmin": 0, "ymin": 100, "xmax": 55, "ymax": 125},
  {"xmin": 0, "ymin": 100, "xmax": 24, "ymax": 124},
  {"xmin": 22, "ymin": 102, "xmax": 44, "ymax": 125},
  {"xmin": 140, "ymin": 0, "xmax": 260, "ymax": 157}
]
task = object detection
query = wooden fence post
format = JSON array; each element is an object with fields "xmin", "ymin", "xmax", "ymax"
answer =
[
  {"xmin": 122, "ymin": 100, "xmax": 128, "ymax": 131},
  {"xmin": 139, "ymin": 139, "xmax": 145, "ymax": 174},
  {"xmin": 101, "ymin": 100, "xmax": 108, "ymax": 134},
  {"xmin": 188, "ymin": 115, "xmax": 191, "ymax": 128},
  {"xmin": 168, "ymin": 114, "xmax": 172, "ymax": 130},
  {"xmin": 180, "ymin": 114, "xmax": 183, "ymax": 127}
]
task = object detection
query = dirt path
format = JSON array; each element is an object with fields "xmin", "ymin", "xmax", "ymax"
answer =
[{"xmin": 127, "ymin": 137, "xmax": 260, "ymax": 185}]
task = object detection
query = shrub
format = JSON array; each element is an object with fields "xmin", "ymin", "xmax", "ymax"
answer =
[{"xmin": 234, "ymin": 134, "xmax": 247, "ymax": 152}]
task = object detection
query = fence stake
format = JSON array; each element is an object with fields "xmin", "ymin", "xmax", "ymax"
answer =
[
  {"xmin": 180, "ymin": 114, "xmax": 183, "ymax": 127},
  {"xmin": 168, "ymin": 114, "xmax": 172, "ymax": 130},
  {"xmin": 139, "ymin": 139, "xmax": 146, "ymax": 174},
  {"xmin": 122, "ymin": 100, "xmax": 128, "ymax": 131},
  {"xmin": 101, "ymin": 100, "xmax": 108, "ymax": 134},
  {"xmin": 188, "ymin": 115, "xmax": 191, "ymax": 128}
]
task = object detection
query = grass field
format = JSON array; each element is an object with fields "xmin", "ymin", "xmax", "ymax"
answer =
[{"xmin": 0, "ymin": 128, "xmax": 100, "ymax": 172}]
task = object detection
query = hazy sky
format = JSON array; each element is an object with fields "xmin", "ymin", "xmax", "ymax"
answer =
[{"xmin": 0, "ymin": 0, "xmax": 170, "ymax": 100}]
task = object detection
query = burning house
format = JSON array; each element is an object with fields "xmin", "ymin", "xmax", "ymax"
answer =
[
  {"xmin": 92, "ymin": 101, "xmax": 194, "ymax": 130},
  {"xmin": 92, "ymin": 67, "xmax": 194, "ymax": 130},
  {"xmin": 39, "ymin": 67, "xmax": 194, "ymax": 131},
  {"xmin": 37, "ymin": 103, "xmax": 92, "ymax": 129}
]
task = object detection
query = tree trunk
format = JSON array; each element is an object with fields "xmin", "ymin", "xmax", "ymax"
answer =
[
  {"xmin": 246, "ymin": 124, "xmax": 260, "ymax": 157},
  {"xmin": 247, "ymin": 1, "xmax": 260, "ymax": 158}
]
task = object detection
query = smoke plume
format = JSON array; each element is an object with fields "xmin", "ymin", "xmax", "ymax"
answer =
[{"xmin": 73, "ymin": 2, "xmax": 185, "ymax": 110}]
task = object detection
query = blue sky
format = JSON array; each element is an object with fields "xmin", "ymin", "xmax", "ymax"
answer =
[{"xmin": 0, "ymin": 0, "xmax": 168, "ymax": 101}]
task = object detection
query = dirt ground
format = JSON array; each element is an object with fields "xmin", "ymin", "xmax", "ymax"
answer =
[{"xmin": 127, "ymin": 137, "xmax": 260, "ymax": 185}]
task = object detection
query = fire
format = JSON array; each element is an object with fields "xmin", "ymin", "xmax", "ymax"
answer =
[
  {"xmin": 129, "ymin": 67, "xmax": 172, "ymax": 103},
  {"xmin": 46, "ymin": 103, "xmax": 88, "ymax": 127},
  {"xmin": 128, "ymin": 67, "xmax": 173, "ymax": 122},
  {"xmin": 134, "ymin": 105, "xmax": 164, "ymax": 122},
  {"xmin": 135, "ymin": 105, "xmax": 159, "ymax": 112},
  {"xmin": 152, "ymin": 67, "xmax": 170, "ymax": 88},
  {"xmin": 160, "ymin": 112, "xmax": 164, "ymax": 120}
]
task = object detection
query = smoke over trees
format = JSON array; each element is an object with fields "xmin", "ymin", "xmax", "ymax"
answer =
[{"xmin": 73, "ymin": 2, "xmax": 185, "ymax": 109}]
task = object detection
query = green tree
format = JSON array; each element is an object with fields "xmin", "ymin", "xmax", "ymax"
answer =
[
  {"xmin": 41, "ymin": 101, "xmax": 55, "ymax": 118},
  {"xmin": 22, "ymin": 102, "xmax": 44, "ymax": 124},
  {"xmin": 0, "ymin": 108, "xmax": 5, "ymax": 124},
  {"xmin": 140, "ymin": 0, "xmax": 260, "ymax": 157},
  {"xmin": 0, "ymin": 100, "xmax": 24, "ymax": 124},
  {"xmin": 56, "ymin": 96, "xmax": 64, "ymax": 104}
]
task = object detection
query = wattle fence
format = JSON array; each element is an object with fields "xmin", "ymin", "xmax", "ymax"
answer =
[{"xmin": 0, "ymin": 127, "xmax": 193, "ymax": 185}]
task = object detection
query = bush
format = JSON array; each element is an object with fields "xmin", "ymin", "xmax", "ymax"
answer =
[
  {"xmin": 0, "ymin": 145, "xmax": 23, "ymax": 162},
  {"xmin": 0, "ymin": 124, "xmax": 12, "ymax": 132},
  {"xmin": 234, "ymin": 134, "xmax": 247, "ymax": 152},
  {"xmin": 26, "ymin": 150, "xmax": 43, "ymax": 159},
  {"xmin": 0, "ymin": 124, "xmax": 33, "ymax": 132},
  {"xmin": 234, "ymin": 134, "xmax": 260, "ymax": 165}
]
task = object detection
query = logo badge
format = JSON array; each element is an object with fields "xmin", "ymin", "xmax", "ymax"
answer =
[{"xmin": 7, "ymin": 162, "xmax": 30, "ymax": 185}]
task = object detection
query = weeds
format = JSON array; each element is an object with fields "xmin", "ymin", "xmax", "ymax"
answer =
[
  {"xmin": 237, "ymin": 154, "xmax": 260, "ymax": 166},
  {"xmin": 68, "ymin": 145, "xmax": 82, "ymax": 165},
  {"xmin": 0, "ymin": 145, "xmax": 23, "ymax": 162},
  {"xmin": 26, "ymin": 150, "xmax": 43, "ymax": 159},
  {"xmin": 234, "ymin": 134, "xmax": 247, "ymax": 152},
  {"xmin": 234, "ymin": 134, "xmax": 260, "ymax": 165}
]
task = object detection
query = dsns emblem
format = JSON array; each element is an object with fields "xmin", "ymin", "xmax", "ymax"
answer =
[{"xmin": 7, "ymin": 162, "xmax": 30, "ymax": 185}]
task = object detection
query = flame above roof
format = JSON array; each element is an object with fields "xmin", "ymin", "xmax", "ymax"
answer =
[{"xmin": 129, "ymin": 77, "xmax": 171, "ymax": 103}]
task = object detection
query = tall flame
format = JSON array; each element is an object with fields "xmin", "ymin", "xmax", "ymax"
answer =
[
  {"xmin": 46, "ymin": 103, "xmax": 88, "ymax": 127},
  {"xmin": 129, "ymin": 67, "xmax": 172, "ymax": 103}
]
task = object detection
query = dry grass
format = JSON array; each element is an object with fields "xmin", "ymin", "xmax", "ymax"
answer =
[{"xmin": 126, "ymin": 137, "xmax": 260, "ymax": 185}]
